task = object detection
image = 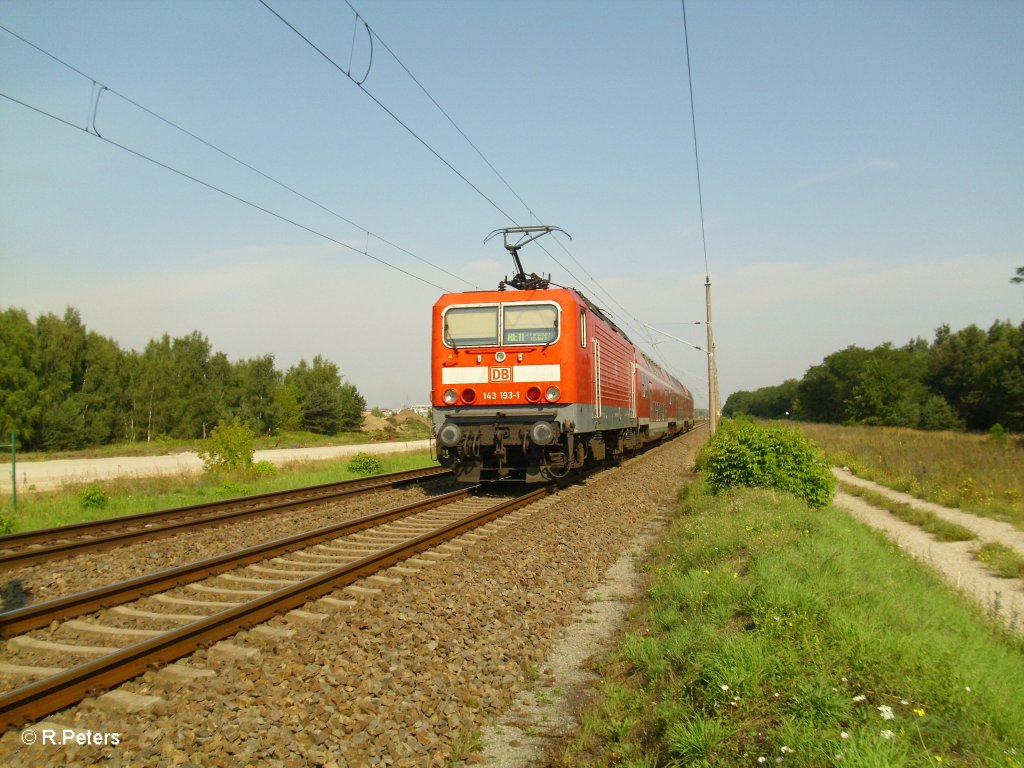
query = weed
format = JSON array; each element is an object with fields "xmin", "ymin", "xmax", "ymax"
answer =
[
  {"xmin": 77, "ymin": 483, "xmax": 109, "ymax": 510},
  {"xmin": 447, "ymin": 727, "xmax": 483, "ymax": 764},
  {"xmin": 346, "ymin": 452, "xmax": 383, "ymax": 475},
  {"xmin": 250, "ymin": 460, "xmax": 277, "ymax": 478},
  {"xmin": 975, "ymin": 542, "xmax": 1024, "ymax": 579},
  {"xmin": 665, "ymin": 715, "xmax": 729, "ymax": 763}
]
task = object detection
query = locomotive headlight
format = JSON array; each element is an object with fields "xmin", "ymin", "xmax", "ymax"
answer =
[
  {"xmin": 544, "ymin": 386, "xmax": 560, "ymax": 402},
  {"xmin": 443, "ymin": 389, "xmax": 458, "ymax": 404},
  {"xmin": 461, "ymin": 388, "xmax": 477, "ymax": 403},
  {"xmin": 526, "ymin": 386, "xmax": 542, "ymax": 403},
  {"xmin": 437, "ymin": 421, "xmax": 462, "ymax": 447},
  {"xmin": 529, "ymin": 421, "xmax": 557, "ymax": 445}
]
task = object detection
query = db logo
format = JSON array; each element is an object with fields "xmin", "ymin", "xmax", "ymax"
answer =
[{"xmin": 489, "ymin": 367, "xmax": 511, "ymax": 382}]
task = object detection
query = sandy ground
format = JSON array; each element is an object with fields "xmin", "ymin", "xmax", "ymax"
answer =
[
  {"xmin": 833, "ymin": 468, "xmax": 1024, "ymax": 634},
  {"xmin": 0, "ymin": 439, "xmax": 432, "ymax": 492}
]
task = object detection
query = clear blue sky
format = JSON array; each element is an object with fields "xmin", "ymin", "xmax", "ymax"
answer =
[{"xmin": 2, "ymin": 0, "xmax": 1021, "ymax": 409}]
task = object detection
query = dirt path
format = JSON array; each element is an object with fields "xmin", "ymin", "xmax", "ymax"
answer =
[
  {"xmin": 0, "ymin": 440, "xmax": 432, "ymax": 492},
  {"xmin": 833, "ymin": 468, "xmax": 1024, "ymax": 634}
]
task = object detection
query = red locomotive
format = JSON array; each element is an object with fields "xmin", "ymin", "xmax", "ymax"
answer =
[{"xmin": 430, "ymin": 227, "xmax": 695, "ymax": 482}]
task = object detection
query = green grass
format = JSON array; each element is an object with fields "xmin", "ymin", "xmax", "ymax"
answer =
[
  {"xmin": 557, "ymin": 481, "xmax": 1024, "ymax": 768},
  {"xmin": 975, "ymin": 543, "xmax": 1024, "ymax": 580},
  {"xmin": 0, "ymin": 449, "xmax": 436, "ymax": 533},
  {"xmin": 838, "ymin": 481, "xmax": 977, "ymax": 542},
  {"xmin": 787, "ymin": 422, "xmax": 1024, "ymax": 531}
]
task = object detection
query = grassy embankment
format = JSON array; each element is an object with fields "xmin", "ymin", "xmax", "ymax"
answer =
[
  {"xmin": 556, "ymin": 421, "xmax": 1023, "ymax": 766},
  {"xmin": 557, "ymin": 480, "xmax": 1024, "ymax": 767},
  {"xmin": 789, "ymin": 422, "xmax": 1024, "ymax": 531},
  {"xmin": 0, "ymin": 448, "xmax": 435, "ymax": 533}
]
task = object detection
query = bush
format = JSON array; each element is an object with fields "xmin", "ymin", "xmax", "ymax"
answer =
[
  {"xmin": 216, "ymin": 481, "xmax": 250, "ymax": 498},
  {"xmin": 989, "ymin": 423, "xmax": 1009, "ymax": 447},
  {"xmin": 199, "ymin": 419, "xmax": 255, "ymax": 472},
  {"xmin": 0, "ymin": 515, "xmax": 15, "ymax": 535},
  {"xmin": 347, "ymin": 452, "xmax": 383, "ymax": 475},
  {"xmin": 78, "ymin": 483, "xmax": 110, "ymax": 510},
  {"xmin": 250, "ymin": 460, "xmax": 277, "ymax": 478},
  {"xmin": 694, "ymin": 419, "xmax": 835, "ymax": 508}
]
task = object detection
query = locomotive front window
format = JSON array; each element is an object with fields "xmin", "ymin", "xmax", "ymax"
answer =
[
  {"xmin": 503, "ymin": 304, "xmax": 558, "ymax": 345},
  {"xmin": 443, "ymin": 306, "xmax": 498, "ymax": 347}
]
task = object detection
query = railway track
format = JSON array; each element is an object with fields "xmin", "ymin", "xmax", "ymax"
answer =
[
  {"xmin": 0, "ymin": 482, "xmax": 548, "ymax": 730},
  {"xmin": 0, "ymin": 466, "xmax": 450, "ymax": 570}
]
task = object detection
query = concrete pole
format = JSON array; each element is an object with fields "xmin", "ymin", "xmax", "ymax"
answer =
[{"xmin": 705, "ymin": 277, "xmax": 719, "ymax": 435}]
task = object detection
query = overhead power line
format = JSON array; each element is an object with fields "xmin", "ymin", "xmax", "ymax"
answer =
[
  {"xmin": 680, "ymin": 0, "xmax": 710, "ymax": 280},
  {"xmin": 0, "ymin": 21, "xmax": 472, "ymax": 292},
  {"xmin": 259, "ymin": 1, "xmax": 675, "ymax": 358},
  {"xmin": 258, "ymin": 0, "xmax": 520, "ymax": 226}
]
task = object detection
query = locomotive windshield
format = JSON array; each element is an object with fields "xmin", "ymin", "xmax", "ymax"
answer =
[
  {"xmin": 443, "ymin": 306, "xmax": 499, "ymax": 347},
  {"xmin": 442, "ymin": 302, "xmax": 559, "ymax": 348},
  {"xmin": 503, "ymin": 304, "xmax": 558, "ymax": 345}
]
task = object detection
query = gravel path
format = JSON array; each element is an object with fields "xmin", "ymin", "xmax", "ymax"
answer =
[
  {"xmin": 833, "ymin": 468, "xmax": 1024, "ymax": 634},
  {"xmin": 0, "ymin": 432, "xmax": 705, "ymax": 767},
  {"xmin": 1, "ymin": 441, "xmax": 432, "ymax": 492}
]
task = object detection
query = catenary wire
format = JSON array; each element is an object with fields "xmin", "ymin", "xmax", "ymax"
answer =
[
  {"xmin": 681, "ymin": 0, "xmax": 710, "ymax": 280},
  {"xmin": 344, "ymin": 0, "xmax": 541, "ymax": 226},
  {"xmin": 257, "ymin": 0, "xmax": 520, "ymax": 227},
  {"xmin": 0, "ymin": 21, "xmax": 474, "ymax": 291},
  {"xmin": 256, "ymin": 1, "xmax": 653, "ymax": 358},
  {"xmin": 0, "ymin": 90, "xmax": 451, "ymax": 293}
]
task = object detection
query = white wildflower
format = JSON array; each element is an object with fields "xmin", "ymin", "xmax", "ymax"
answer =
[
  {"xmin": 840, "ymin": 732, "xmax": 850, "ymax": 740},
  {"xmin": 721, "ymin": 684, "xmax": 729, "ymax": 691},
  {"xmin": 881, "ymin": 730, "xmax": 895, "ymax": 740},
  {"xmin": 852, "ymin": 694, "xmax": 867, "ymax": 702},
  {"xmin": 878, "ymin": 704, "xmax": 895, "ymax": 720}
]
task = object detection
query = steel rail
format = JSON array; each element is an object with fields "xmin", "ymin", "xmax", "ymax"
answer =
[
  {"xmin": 0, "ymin": 466, "xmax": 450, "ymax": 570},
  {"xmin": 0, "ymin": 485, "xmax": 475, "ymax": 637},
  {"xmin": 0, "ymin": 486, "xmax": 549, "ymax": 730}
]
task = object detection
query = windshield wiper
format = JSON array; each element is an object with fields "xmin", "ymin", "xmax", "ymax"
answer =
[{"xmin": 444, "ymin": 322, "xmax": 459, "ymax": 352}]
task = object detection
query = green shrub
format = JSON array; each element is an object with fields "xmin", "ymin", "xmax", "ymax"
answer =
[
  {"xmin": 250, "ymin": 460, "xmax": 277, "ymax": 478},
  {"xmin": 694, "ymin": 419, "xmax": 835, "ymax": 508},
  {"xmin": 199, "ymin": 419, "xmax": 255, "ymax": 472},
  {"xmin": 0, "ymin": 515, "xmax": 15, "ymax": 535},
  {"xmin": 78, "ymin": 483, "xmax": 110, "ymax": 510},
  {"xmin": 216, "ymin": 481, "xmax": 249, "ymax": 498},
  {"xmin": 988, "ymin": 422, "xmax": 1008, "ymax": 447},
  {"xmin": 347, "ymin": 452, "xmax": 383, "ymax": 475}
]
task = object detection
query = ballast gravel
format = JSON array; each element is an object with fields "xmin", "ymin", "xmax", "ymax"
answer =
[
  {"xmin": 2, "ymin": 483, "xmax": 448, "ymax": 604},
  {"xmin": 0, "ymin": 433, "xmax": 704, "ymax": 767}
]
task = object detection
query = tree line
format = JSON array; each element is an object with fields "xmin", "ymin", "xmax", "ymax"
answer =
[
  {"xmin": 0, "ymin": 306, "xmax": 366, "ymax": 451},
  {"xmin": 723, "ymin": 320, "xmax": 1024, "ymax": 432}
]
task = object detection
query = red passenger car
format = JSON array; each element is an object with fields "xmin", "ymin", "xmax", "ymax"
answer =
[{"xmin": 430, "ymin": 227, "xmax": 694, "ymax": 482}]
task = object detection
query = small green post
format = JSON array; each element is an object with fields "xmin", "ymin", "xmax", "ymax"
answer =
[
  {"xmin": 1, "ymin": 431, "xmax": 14, "ymax": 516},
  {"xmin": 9, "ymin": 431, "xmax": 15, "ymax": 516}
]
